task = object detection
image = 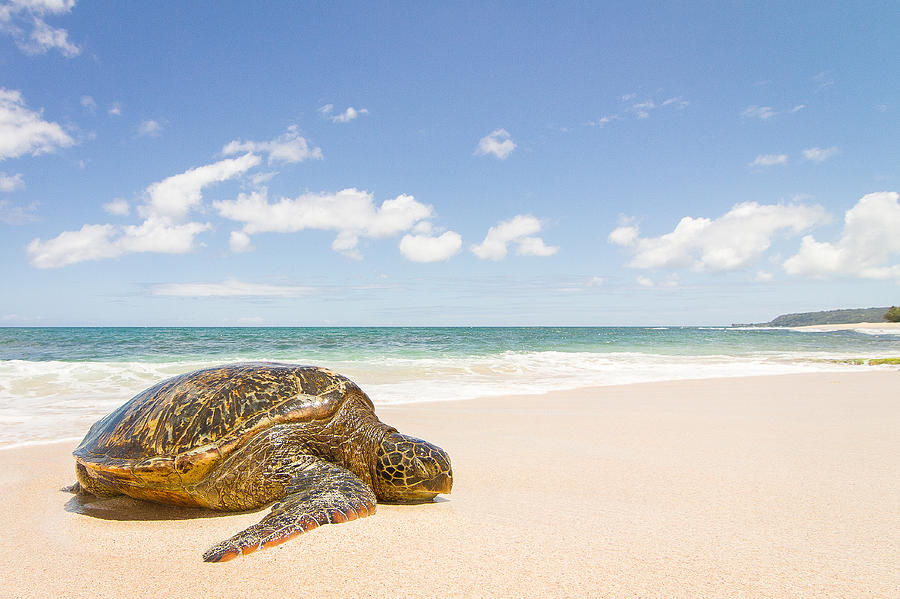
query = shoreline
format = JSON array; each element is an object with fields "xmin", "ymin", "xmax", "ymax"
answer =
[
  {"xmin": 2, "ymin": 371, "xmax": 898, "ymax": 598},
  {"xmin": 4, "ymin": 361, "xmax": 897, "ymax": 450},
  {"xmin": 787, "ymin": 321, "xmax": 900, "ymax": 332}
]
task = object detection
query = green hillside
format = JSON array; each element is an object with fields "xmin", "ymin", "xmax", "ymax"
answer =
[{"xmin": 734, "ymin": 307, "xmax": 892, "ymax": 327}]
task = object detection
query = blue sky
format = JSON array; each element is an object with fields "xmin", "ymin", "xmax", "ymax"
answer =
[{"xmin": 2, "ymin": 1, "xmax": 899, "ymax": 326}]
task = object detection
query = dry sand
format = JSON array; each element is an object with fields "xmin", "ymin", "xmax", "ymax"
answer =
[{"xmin": 1, "ymin": 371, "xmax": 898, "ymax": 598}]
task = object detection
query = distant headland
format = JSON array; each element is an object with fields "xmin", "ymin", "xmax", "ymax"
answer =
[{"xmin": 733, "ymin": 307, "xmax": 898, "ymax": 328}]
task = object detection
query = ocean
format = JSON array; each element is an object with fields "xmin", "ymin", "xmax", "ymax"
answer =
[{"xmin": 1, "ymin": 326, "xmax": 898, "ymax": 449}]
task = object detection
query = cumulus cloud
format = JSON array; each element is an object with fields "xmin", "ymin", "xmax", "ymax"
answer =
[
  {"xmin": 783, "ymin": 191, "xmax": 900, "ymax": 280},
  {"xmin": 102, "ymin": 198, "xmax": 129, "ymax": 216},
  {"xmin": 214, "ymin": 188, "xmax": 437, "ymax": 259},
  {"xmin": 136, "ymin": 119, "xmax": 162, "ymax": 137},
  {"xmin": 474, "ymin": 129, "xmax": 516, "ymax": 160},
  {"xmin": 142, "ymin": 153, "xmax": 260, "ymax": 221},
  {"xmin": 222, "ymin": 125, "xmax": 322, "ymax": 164},
  {"xmin": 609, "ymin": 202, "xmax": 827, "ymax": 273},
  {"xmin": 108, "ymin": 102, "xmax": 122, "ymax": 116},
  {"xmin": 802, "ymin": 146, "xmax": 838, "ymax": 162},
  {"xmin": 152, "ymin": 278, "xmax": 315, "ymax": 298},
  {"xmin": 26, "ymin": 223, "xmax": 119, "ymax": 268},
  {"xmin": 0, "ymin": 172, "xmax": 24, "ymax": 191},
  {"xmin": 27, "ymin": 154, "xmax": 258, "ymax": 268},
  {"xmin": 0, "ymin": 0, "xmax": 80, "ymax": 57},
  {"xmin": 318, "ymin": 104, "xmax": 369, "ymax": 124},
  {"xmin": 0, "ymin": 88, "xmax": 74, "ymax": 160},
  {"xmin": 471, "ymin": 214, "xmax": 558, "ymax": 261},
  {"xmin": 228, "ymin": 230, "xmax": 253, "ymax": 253},
  {"xmin": 399, "ymin": 231, "xmax": 462, "ymax": 263},
  {"xmin": 749, "ymin": 154, "xmax": 788, "ymax": 167}
]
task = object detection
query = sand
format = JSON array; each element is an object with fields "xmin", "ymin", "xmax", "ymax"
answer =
[
  {"xmin": 1, "ymin": 371, "xmax": 898, "ymax": 598},
  {"xmin": 788, "ymin": 321, "xmax": 900, "ymax": 332}
]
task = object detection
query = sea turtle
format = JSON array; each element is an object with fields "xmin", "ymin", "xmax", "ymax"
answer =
[{"xmin": 70, "ymin": 362, "xmax": 453, "ymax": 562}]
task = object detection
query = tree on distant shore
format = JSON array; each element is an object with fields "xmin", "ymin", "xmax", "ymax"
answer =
[{"xmin": 884, "ymin": 306, "xmax": 900, "ymax": 322}]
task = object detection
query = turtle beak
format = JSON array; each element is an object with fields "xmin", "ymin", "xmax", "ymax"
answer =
[{"xmin": 424, "ymin": 471, "xmax": 453, "ymax": 494}]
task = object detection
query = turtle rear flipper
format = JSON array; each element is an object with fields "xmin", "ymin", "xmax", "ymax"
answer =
[{"xmin": 202, "ymin": 461, "xmax": 376, "ymax": 562}]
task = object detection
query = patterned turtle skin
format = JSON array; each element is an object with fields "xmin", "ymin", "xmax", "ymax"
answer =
[{"xmin": 72, "ymin": 363, "xmax": 453, "ymax": 562}]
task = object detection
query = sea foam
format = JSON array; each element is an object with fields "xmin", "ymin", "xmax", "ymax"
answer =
[{"xmin": 0, "ymin": 351, "xmax": 874, "ymax": 448}]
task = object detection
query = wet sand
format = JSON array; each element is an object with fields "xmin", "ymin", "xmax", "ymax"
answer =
[{"xmin": 1, "ymin": 371, "xmax": 898, "ymax": 598}]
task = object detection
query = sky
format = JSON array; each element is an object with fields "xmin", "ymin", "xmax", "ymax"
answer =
[{"xmin": 1, "ymin": 1, "xmax": 899, "ymax": 326}]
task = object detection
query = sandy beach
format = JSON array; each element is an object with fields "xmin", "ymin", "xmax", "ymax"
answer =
[
  {"xmin": 1, "ymin": 371, "xmax": 898, "ymax": 598},
  {"xmin": 789, "ymin": 321, "xmax": 900, "ymax": 332}
]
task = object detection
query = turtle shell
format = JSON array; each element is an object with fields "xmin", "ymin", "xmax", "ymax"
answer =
[{"xmin": 74, "ymin": 362, "xmax": 369, "ymax": 487}]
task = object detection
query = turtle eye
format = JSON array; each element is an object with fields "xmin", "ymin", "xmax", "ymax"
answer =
[{"xmin": 410, "ymin": 456, "xmax": 427, "ymax": 479}]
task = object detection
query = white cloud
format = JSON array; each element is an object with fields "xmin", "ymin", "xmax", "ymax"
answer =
[
  {"xmin": 0, "ymin": 0, "xmax": 80, "ymax": 57},
  {"xmin": 610, "ymin": 202, "xmax": 827, "ymax": 273},
  {"xmin": 318, "ymin": 104, "xmax": 369, "ymax": 123},
  {"xmin": 103, "ymin": 198, "xmax": 129, "ymax": 216},
  {"xmin": 0, "ymin": 172, "xmax": 24, "ymax": 191},
  {"xmin": 0, "ymin": 198, "xmax": 37, "ymax": 224},
  {"xmin": 802, "ymin": 146, "xmax": 838, "ymax": 162},
  {"xmin": 152, "ymin": 278, "xmax": 316, "ymax": 298},
  {"xmin": 588, "ymin": 115, "xmax": 617, "ymax": 127},
  {"xmin": 636, "ymin": 274, "xmax": 679, "ymax": 288},
  {"xmin": 27, "ymin": 154, "xmax": 259, "ymax": 268},
  {"xmin": 607, "ymin": 224, "xmax": 639, "ymax": 246},
  {"xmin": 516, "ymin": 236, "xmax": 558, "ymax": 257},
  {"xmin": 0, "ymin": 88, "xmax": 74, "ymax": 160},
  {"xmin": 108, "ymin": 102, "xmax": 122, "ymax": 116},
  {"xmin": 474, "ymin": 129, "xmax": 516, "ymax": 160},
  {"xmin": 222, "ymin": 125, "xmax": 322, "ymax": 164},
  {"xmin": 587, "ymin": 276, "xmax": 605, "ymax": 287},
  {"xmin": 143, "ymin": 153, "xmax": 260, "ymax": 221},
  {"xmin": 741, "ymin": 105, "xmax": 777, "ymax": 120},
  {"xmin": 399, "ymin": 231, "xmax": 462, "ymax": 263},
  {"xmin": 471, "ymin": 214, "xmax": 558, "ymax": 260},
  {"xmin": 80, "ymin": 95, "xmax": 96, "ymax": 112},
  {"xmin": 625, "ymin": 96, "xmax": 688, "ymax": 119},
  {"xmin": 784, "ymin": 191, "xmax": 900, "ymax": 280},
  {"xmin": 117, "ymin": 217, "xmax": 211, "ymax": 254},
  {"xmin": 749, "ymin": 154, "xmax": 788, "ymax": 167},
  {"xmin": 26, "ymin": 223, "xmax": 118, "ymax": 268},
  {"xmin": 229, "ymin": 230, "xmax": 253, "ymax": 253},
  {"xmin": 136, "ymin": 119, "xmax": 162, "ymax": 137},
  {"xmin": 215, "ymin": 188, "xmax": 435, "ymax": 259},
  {"xmin": 629, "ymin": 100, "xmax": 655, "ymax": 119},
  {"xmin": 755, "ymin": 270, "xmax": 774, "ymax": 282}
]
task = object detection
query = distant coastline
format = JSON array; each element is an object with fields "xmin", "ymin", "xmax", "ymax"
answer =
[{"xmin": 733, "ymin": 307, "xmax": 894, "ymax": 328}]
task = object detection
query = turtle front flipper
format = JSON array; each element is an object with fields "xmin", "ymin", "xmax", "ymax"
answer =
[{"xmin": 202, "ymin": 460, "xmax": 376, "ymax": 562}]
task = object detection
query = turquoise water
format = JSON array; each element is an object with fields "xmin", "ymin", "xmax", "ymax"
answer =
[
  {"xmin": 4, "ymin": 326, "xmax": 900, "ymax": 361},
  {"xmin": 1, "ymin": 326, "xmax": 898, "ymax": 447}
]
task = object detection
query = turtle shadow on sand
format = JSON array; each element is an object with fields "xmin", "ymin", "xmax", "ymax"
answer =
[
  {"xmin": 61, "ymin": 485, "xmax": 243, "ymax": 522},
  {"xmin": 61, "ymin": 485, "xmax": 448, "ymax": 522}
]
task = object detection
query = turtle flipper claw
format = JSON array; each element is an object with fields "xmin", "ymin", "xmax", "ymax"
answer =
[{"xmin": 203, "ymin": 461, "xmax": 376, "ymax": 562}]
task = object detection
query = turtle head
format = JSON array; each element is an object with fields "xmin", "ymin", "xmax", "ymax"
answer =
[{"xmin": 373, "ymin": 432, "xmax": 453, "ymax": 502}]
